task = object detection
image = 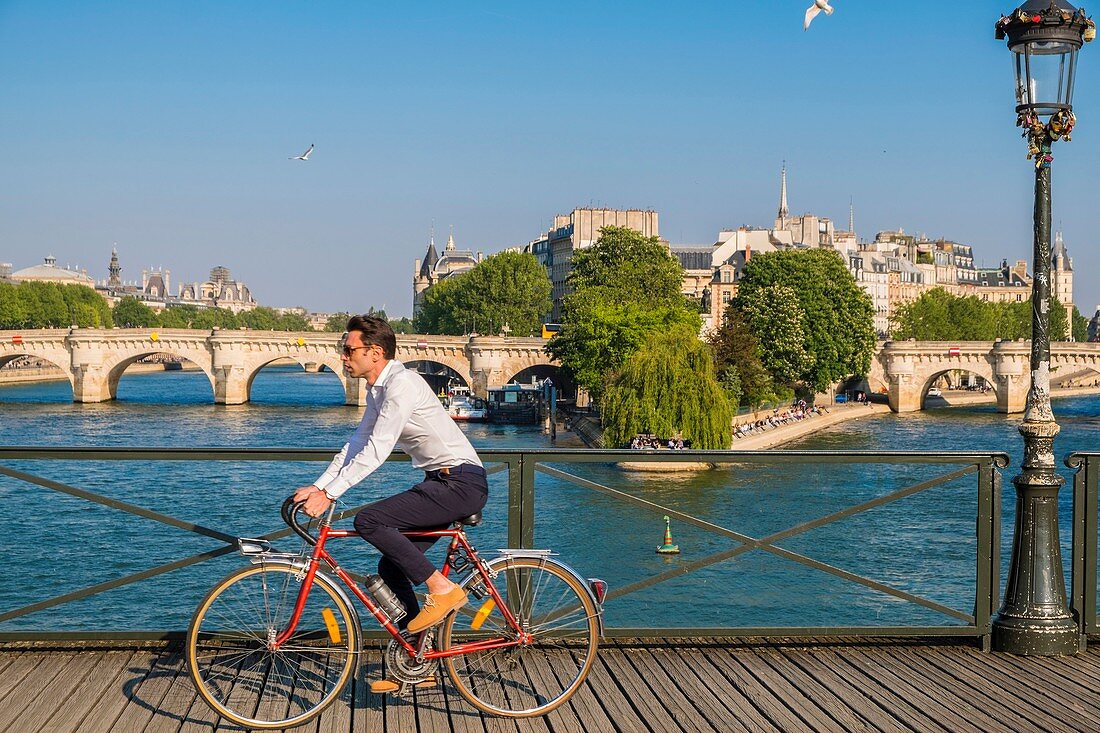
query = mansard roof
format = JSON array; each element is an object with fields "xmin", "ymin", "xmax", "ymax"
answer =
[{"xmin": 671, "ymin": 247, "xmax": 713, "ymax": 271}]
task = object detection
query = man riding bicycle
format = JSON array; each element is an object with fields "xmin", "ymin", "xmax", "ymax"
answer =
[{"xmin": 293, "ymin": 315, "xmax": 488, "ymax": 694}]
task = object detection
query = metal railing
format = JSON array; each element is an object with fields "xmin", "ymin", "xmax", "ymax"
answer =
[
  {"xmin": 0, "ymin": 447, "xmax": 1007, "ymax": 645},
  {"xmin": 1068, "ymin": 451, "xmax": 1100, "ymax": 635}
]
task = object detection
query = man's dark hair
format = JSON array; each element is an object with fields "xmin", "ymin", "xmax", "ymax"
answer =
[{"xmin": 346, "ymin": 314, "xmax": 397, "ymax": 359}]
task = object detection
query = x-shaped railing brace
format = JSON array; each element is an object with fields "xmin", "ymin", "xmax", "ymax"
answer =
[{"xmin": 535, "ymin": 463, "xmax": 981, "ymax": 624}]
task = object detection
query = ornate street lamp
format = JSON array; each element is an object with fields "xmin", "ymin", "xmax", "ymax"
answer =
[{"xmin": 993, "ymin": 1, "xmax": 1094, "ymax": 655}]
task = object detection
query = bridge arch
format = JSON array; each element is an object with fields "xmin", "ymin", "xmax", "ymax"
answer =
[
  {"xmin": 101, "ymin": 348, "xmax": 217, "ymax": 402},
  {"xmin": 404, "ymin": 360, "xmax": 471, "ymax": 394},
  {"xmin": 0, "ymin": 350, "xmax": 75, "ymax": 398},
  {"xmin": 238, "ymin": 354, "xmax": 350, "ymax": 405},
  {"xmin": 917, "ymin": 367, "xmax": 998, "ymax": 408}
]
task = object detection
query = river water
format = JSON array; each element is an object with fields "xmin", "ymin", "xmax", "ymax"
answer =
[{"xmin": 1, "ymin": 366, "xmax": 1097, "ymax": 633}]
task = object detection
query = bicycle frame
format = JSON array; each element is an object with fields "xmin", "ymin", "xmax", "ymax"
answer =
[{"xmin": 271, "ymin": 520, "xmax": 529, "ymax": 660}]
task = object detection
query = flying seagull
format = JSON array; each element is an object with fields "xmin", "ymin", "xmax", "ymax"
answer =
[
  {"xmin": 290, "ymin": 144, "xmax": 314, "ymax": 161},
  {"xmin": 804, "ymin": 0, "xmax": 834, "ymax": 31}
]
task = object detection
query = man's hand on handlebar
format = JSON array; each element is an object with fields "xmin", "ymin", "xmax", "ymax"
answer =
[{"xmin": 292, "ymin": 484, "xmax": 333, "ymax": 518}]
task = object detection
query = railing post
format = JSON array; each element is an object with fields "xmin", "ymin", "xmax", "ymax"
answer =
[
  {"xmin": 975, "ymin": 458, "xmax": 996, "ymax": 651},
  {"xmin": 519, "ymin": 452, "xmax": 535, "ymax": 549},
  {"xmin": 506, "ymin": 455, "xmax": 523, "ymax": 549},
  {"xmin": 1068, "ymin": 452, "xmax": 1098, "ymax": 643}
]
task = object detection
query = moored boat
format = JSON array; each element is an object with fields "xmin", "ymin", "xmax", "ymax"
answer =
[{"xmin": 445, "ymin": 387, "xmax": 488, "ymax": 422}]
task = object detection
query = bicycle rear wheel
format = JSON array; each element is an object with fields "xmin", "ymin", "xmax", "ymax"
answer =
[
  {"xmin": 440, "ymin": 556, "xmax": 600, "ymax": 717},
  {"xmin": 186, "ymin": 563, "xmax": 359, "ymax": 730}
]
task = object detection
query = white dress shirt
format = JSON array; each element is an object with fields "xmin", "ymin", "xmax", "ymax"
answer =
[{"xmin": 313, "ymin": 360, "xmax": 483, "ymax": 498}]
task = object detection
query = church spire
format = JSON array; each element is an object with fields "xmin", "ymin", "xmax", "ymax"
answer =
[
  {"xmin": 446, "ymin": 224, "xmax": 455, "ymax": 251},
  {"xmin": 777, "ymin": 162, "xmax": 789, "ymax": 223},
  {"xmin": 849, "ymin": 198, "xmax": 855, "ymax": 236},
  {"xmin": 108, "ymin": 245, "xmax": 122, "ymax": 288}
]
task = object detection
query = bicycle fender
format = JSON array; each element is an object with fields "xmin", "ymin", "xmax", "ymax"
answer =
[{"xmin": 488, "ymin": 551, "xmax": 606, "ymax": 636}]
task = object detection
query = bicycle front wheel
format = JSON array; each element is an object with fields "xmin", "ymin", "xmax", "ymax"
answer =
[
  {"xmin": 186, "ymin": 563, "xmax": 359, "ymax": 730},
  {"xmin": 440, "ymin": 556, "xmax": 600, "ymax": 718}
]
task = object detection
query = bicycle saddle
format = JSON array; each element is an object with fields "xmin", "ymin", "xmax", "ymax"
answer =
[{"xmin": 457, "ymin": 513, "xmax": 482, "ymax": 527}]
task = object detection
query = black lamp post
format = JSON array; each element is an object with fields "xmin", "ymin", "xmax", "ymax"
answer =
[{"xmin": 993, "ymin": 1, "xmax": 1094, "ymax": 655}]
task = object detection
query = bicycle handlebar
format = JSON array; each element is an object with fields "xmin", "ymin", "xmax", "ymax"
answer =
[{"xmin": 281, "ymin": 496, "xmax": 318, "ymax": 546}]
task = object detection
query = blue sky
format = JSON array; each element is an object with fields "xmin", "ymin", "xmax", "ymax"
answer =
[{"xmin": 2, "ymin": 1, "xmax": 1098, "ymax": 317}]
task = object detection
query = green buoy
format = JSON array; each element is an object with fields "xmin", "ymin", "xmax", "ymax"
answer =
[{"xmin": 656, "ymin": 515, "xmax": 680, "ymax": 554}]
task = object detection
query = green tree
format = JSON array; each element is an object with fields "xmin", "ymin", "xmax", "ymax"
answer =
[
  {"xmin": 892, "ymin": 288, "xmax": 1070, "ymax": 342},
  {"xmin": 112, "ymin": 297, "xmax": 159, "ymax": 327},
  {"xmin": 548, "ymin": 227, "xmax": 699, "ymax": 402},
  {"xmin": 239, "ymin": 307, "xmax": 279, "ymax": 330},
  {"xmin": 324, "ymin": 312, "xmax": 351, "ymax": 332},
  {"xmin": 566, "ymin": 226, "xmax": 685, "ymax": 307},
  {"xmin": 58, "ymin": 284, "xmax": 112, "ymax": 328},
  {"xmin": 238, "ymin": 306, "xmax": 309, "ymax": 331},
  {"xmin": 0, "ymin": 283, "xmax": 30, "ymax": 328},
  {"xmin": 413, "ymin": 252, "xmax": 552, "ymax": 336},
  {"xmin": 1072, "ymin": 305, "xmax": 1088, "ymax": 342},
  {"xmin": 414, "ymin": 277, "xmax": 466, "ymax": 334},
  {"xmin": 548, "ymin": 294, "xmax": 701, "ymax": 402},
  {"xmin": 601, "ymin": 326, "xmax": 732, "ymax": 449},
  {"xmin": 734, "ymin": 249, "xmax": 876, "ymax": 391},
  {"xmin": 708, "ymin": 305, "xmax": 782, "ymax": 408},
  {"xmin": 158, "ymin": 305, "xmax": 239, "ymax": 329},
  {"xmin": 389, "ymin": 317, "xmax": 416, "ymax": 334},
  {"xmin": 462, "ymin": 251, "xmax": 553, "ymax": 336},
  {"xmin": 740, "ymin": 283, "xmax": 813, "ymax": 384},
  {"xmin": 275, "ymin": 311, "xmax": 311, "ymax": 331},
  {"xmin": 19, "ymin": 282, "xmax": 68, "ymax": 327},
  {"xmin": 891, "ymin": 289, "xmax": 994, "ymax": 340},
  {"xmin": 719, "ymin": 367, "xmax": 742, "ymax": 410}
]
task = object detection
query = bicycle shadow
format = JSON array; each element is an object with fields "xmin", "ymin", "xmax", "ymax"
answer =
[{"xmin": 121, "ymin": 652, "xmax": 480, "ymax": 729}]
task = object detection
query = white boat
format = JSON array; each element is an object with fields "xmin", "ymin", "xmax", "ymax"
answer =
[{"xmin": 445, "ymin": 387, "xmax": 488, "ymax": 422}]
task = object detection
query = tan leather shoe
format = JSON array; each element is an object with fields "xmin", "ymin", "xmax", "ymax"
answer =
[
  {"xmin": 406, "ymin": 586, "xmax": 467, "ymax": 633},
  {"xmin": 370, "ymin": 677, "xmax": 436, "ymax": 694}
]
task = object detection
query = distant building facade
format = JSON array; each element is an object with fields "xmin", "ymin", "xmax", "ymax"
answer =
[
  {"xmin": 669, "ymin": 166, "xmax": 1077, "ymax": 339},
  {"xmin": 412, "ymin": 228, "xmax": 482, "ymax": 316},
  {"xmin": 524, "ymin": 208, "xmax": 661, "ymax": 321}
]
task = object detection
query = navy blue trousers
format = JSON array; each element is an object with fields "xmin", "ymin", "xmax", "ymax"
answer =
[{"xmin": 353, "ymin": 463, "xmax": 488, "ymax": 627}]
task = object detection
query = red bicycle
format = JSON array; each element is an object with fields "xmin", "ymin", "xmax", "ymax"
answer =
[{"xmin": 186, "ymin": 498, "xmax": 605, "ymax": 728}]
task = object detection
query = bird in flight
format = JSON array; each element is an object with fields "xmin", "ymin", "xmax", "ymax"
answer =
[
  {"xmin": 290, "ymin": 144, "xmax": 314, "ymax": 161},
  {"xmin": 804, "ymin": 0, "xmax": 834, "ymax": 31}
]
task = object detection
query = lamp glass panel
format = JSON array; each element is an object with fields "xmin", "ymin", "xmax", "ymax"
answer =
[{"xmin": 1012, "ymin": 39, "xmax": 1078, "ymax": 113}]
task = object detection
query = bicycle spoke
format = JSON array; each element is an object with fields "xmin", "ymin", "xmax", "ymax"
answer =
[
  {"xmin": 442, "ymin": 557, "xmax": 599, "ymax": 717},
  {"xmin": 187, "ymin": 565, "xmax": 357, "ymax": 729}
]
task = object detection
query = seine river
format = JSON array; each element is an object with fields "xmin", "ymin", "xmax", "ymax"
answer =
[{"xmin": 2, "ymin": 366, "xmax": 1098, "ymax": 633}]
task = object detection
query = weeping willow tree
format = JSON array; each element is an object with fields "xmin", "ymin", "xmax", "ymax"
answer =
[{"xmin": 602, "ymin": 326, "xmax": 732, "ymax": 449}]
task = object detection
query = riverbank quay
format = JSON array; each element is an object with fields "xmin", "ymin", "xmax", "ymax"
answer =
[
  {"xmin": 732, "ymin": 403, "xmax": 891, "ymax": 451},
  {"xmin": 4, "ymin": 636, "xmax": 1100, "ymax": 731},
  {"xmin": 568, "ymin": 403, "xmax": 890, "ymax": 452},
  {"xmin": 0, "ymin": 361, "xmax": 198, "ymax": 386}
]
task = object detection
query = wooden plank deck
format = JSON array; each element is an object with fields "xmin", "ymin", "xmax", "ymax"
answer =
[{"xmin": 4, "ymin": 638, "xmax": 1100, "ymax": 732}]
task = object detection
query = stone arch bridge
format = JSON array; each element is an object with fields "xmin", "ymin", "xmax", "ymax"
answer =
[
  {"xmin": 866, "ymin": 340, "xmax": 1100, "ymax": 413},
  {"xmin": 0, "ymin": 329, "xmax": 557, "ymax": 405}
]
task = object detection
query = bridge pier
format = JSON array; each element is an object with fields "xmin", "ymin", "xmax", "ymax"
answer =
[
  {"xmin": 468, "ymin": 336, "xmax": 506, "ymax": 399},
  {"xmin": 343, "ymin": 376, "xmax": 367, "ymax": 406},
  {"xmin": 70, "ymin": 337, "xmax": 114, "ymax": 403},
  {"xmin": 993, "ymin": 343, "xmax": 1029, "ymax": 414},
  {"xmin": 71, "ymin": 363, "xmax": 112, "ymax": 402}
]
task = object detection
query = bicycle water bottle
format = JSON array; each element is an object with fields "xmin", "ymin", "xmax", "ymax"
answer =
[{"xmin": 365, "ymin": 575, "xmax": 406, "ymax": 623}]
